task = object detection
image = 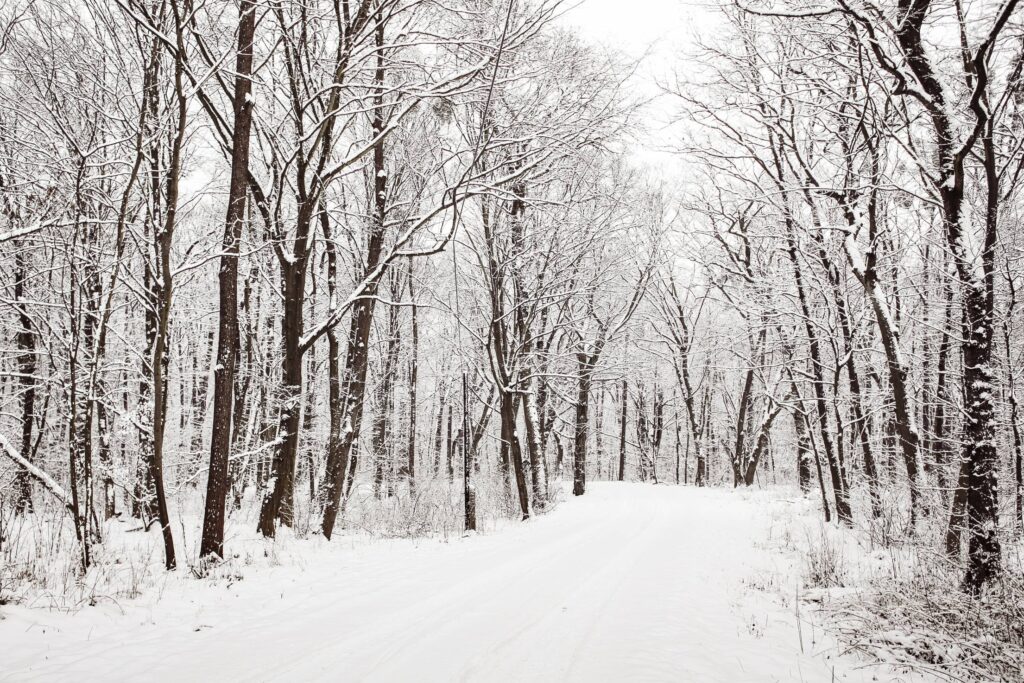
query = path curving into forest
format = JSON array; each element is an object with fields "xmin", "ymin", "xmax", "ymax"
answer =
[{"xmin": 3, "ymin": 484, "xmax": 907, "ymax": 682}]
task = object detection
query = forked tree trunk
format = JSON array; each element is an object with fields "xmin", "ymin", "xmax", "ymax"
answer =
[
  {"xmin": 500, "ymin": 391, "xmax": 530, "ymax": 518},
  {"xmin": 887, "ymin": 0, "xmax": 1011, "ymax": 592},
  {"xmin": 784, "ymin": 222, "xmax": 852, "ymax": 524},
  {"xmin": 731, "ymin": 347, "xmax": 759, "ymax": 487},
  {"xmin": 742, "ymin": 399, "xmax": 785, "ymax": 486},
  {"xmin": 147, "ymin": 14, "xmax": 187, "ymax": 569},
  {"xmin": 320, "ymin": 9, "xmax": 391, "ymax": 539}
]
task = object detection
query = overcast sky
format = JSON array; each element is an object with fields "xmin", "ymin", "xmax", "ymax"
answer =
[
  {"xmin": 559, "ymin": 0, "xmax": 722, "ymax": 62},
  {"xmin": 557, "ymin": 0, "xmax": 724, "ymax": 173},
  {"xmin": 561, "ymin": 0, "xmax": 688, "ymax": 53}
]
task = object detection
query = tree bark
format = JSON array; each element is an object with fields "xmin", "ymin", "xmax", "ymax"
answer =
[
  {"xmin": 500, "ymin": 391, "xmax": 530, "ymax": 518},
  {"xmin": 573, "ymin": 353, "xmax": 594, "ymax": 496},
  {"xmin": 200, "ymin": 0, "xmax": 257, "ymax": 559},
  {"xmin": 406, "ymin": 260, "xmax": 418, "ymax": 494},
  {"xmin": 320, "ymin": 8, "xmax": 391, "ymax": 538},
  {"xmin": 784, "ymin": 224, "xmax": 852, "ymax": 523},
  {"xmin": 13, "ymin": 245, "xmax": 37, "ymax": 514},
  {"xmin": 617, "ymin": 379, "xmax": 628, "ymax": 481}
]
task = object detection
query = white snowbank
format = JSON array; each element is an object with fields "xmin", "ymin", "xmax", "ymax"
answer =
[{"xmin": 1, "ymin": 483, "xmax": 923, "ymax": 682}]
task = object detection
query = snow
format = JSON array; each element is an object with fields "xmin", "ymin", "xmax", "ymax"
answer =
[
  {"xmin": 1, "ymin": 484, "xmax": 920, "ymax": 682},
  {"xmin": 843, "ymin": 234, "xmax": 868, "ymax": 280}
]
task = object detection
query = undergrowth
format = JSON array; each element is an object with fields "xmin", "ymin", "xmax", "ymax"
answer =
[
  {"xmin": 789, "ymin": 488, "xmax": 1024, "ymax": 682},
  {"xmin": 0, "ymin": 475, "xmax": 559, "ymax": 610}
]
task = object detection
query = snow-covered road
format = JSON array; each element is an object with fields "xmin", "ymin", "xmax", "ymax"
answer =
[{"xmin": 2, "ymin": 484, "xmax": 905, "ymax": 682}]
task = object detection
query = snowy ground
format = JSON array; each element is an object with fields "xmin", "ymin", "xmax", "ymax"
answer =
[{"xmin": 1, "ymin": 483, "xmax": 927, "ymax": 682}]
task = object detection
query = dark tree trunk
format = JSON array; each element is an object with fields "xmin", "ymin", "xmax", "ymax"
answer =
[
  {"xmin": 651, "ymin": 388, "xmax": 665, "ymax": 484},
  {"xmin": 794, "ymin": 405, "xmax": 811, "ymax": 492},
  {"xmin": 617, "ymin": 379, "xmax": 627, "ymax": 481},
  {"xmin": 231, "ymin": 264, "xmax": 257, "ymax": 456},
  {"xmin": 258, "ymin": 229, "xmax": 314, "ymax": 534},
  {"xmin": 573, "ymin": 353, "xmax": 594, "ymax": 496},
  {"xmin": 446, "ymin": 404, "xmax": 454, "ymax": 482},
  {"xmin": 930, "ymin": 281, "xmax": 955, "ymax": 506},
  {"xmin": 595, "ymin": 387, "xmax": 606, "ymax": 480},
  {"xmin": 13, "ymin": 247, "xmax": 37, "ymax": 513},
  {"xmin": 636, "ymin": 390, "xmax": 650, "ymax": 482},
  {"xmin": 959, "ymin": 284, "xmax": 1001, "ymax": 591},
  {"xmin": 321, "ymin": 208, "xmax": 343, "ymax": 507},
  {"xmin": 200, "ymin": 0, "xmax": 257, "ymax": 559},
  {"xmin": 469, "ymin": 384, "xmax": 497, "ymax": 468},
  {"xmin": 461, "ymin": 372, "xmax": 475, "ymax": 531},
  {"xmin": 320, "ymin": 9, "xmax": 391, "ymax": 539},
  {"xmin": 133, "ymin": 40, "xmax": 162, "ymax": 524},
  {"xmin": 500, "ymin": 391, "xmax": 530, "ymax": 518},
  {"xmin": 662, "ymin": 279, "xmax": 706, "ymax": 486},
  {"xmin": 372, "ymin": 288, "xmax": 402, "ymax": 499},
  {"xmin": 96, "ymin": 393, "xmax": 114, "ymax": 519},
  {"xmin": 784, "ymin": 226, "xmax": 852, "ymax": 523},
  {"xmin": 731, "ymin": 353, "xmax": 758, "ymax": 487},
  {"xmin": 831, "ymin": 274, "xmax": 882, "ymax": 518},
  {"xmin": 696, "ymin": 385, "xmax": 712, "ymax": 486},
  {"xmin": 1005, "ymin": 314, "xmax": 1024, "ymax": 533},
  {"xmin": 320, "ymin": 276, "xmax": 386, "ymax": 538},
  {"xmin": 432, "ymin": 381, "xmax": 448, "ymax": 475},
  {"xmin": 406, "ymin": 261, "xmax": 418, "ymax": 494},
  {"xmin": 674, "ymin": 399, "xmax": 681, "ymax": 485},
  {"xmin": 148, "ymin": 18, "xmax": 187, "ymax": 569},
  {"xmin": 889, "ymin": 0, "xmax": 1008, "ymax": 591},
  {"xmin": 303, "ymin": 340, "xmax": 318, "ymax": 504}
]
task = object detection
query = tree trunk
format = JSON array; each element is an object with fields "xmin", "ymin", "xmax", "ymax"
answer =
[
  {"xmin": 148, "ymin": 19, "xmax": 187, "ymax": 569},
  {"xmin": 743, "ymin": 401, "xmax": 785, "ymax": 486},
  {"xmin": 200, "ymin": 0, "xmax": 257, "ymax": 559},
  {"xmin": 432, "ymin": 381, "xmax": 448, "ymax": 475},
  {"xmin": 731, "ymin": 356, "xmax": 758, "ymax": 487},
  {"xmin": 258, "ymin": 225, "xmax": 313, "ymax": 534},
  {"xmin": 372, "ymin": 291, "xmax": 402, "ymax": 499},
  {"xmin": 794, "ymin": 406, "xmax": 811, "ymax": 492},
  {"xmin": 930, "ymin": 281, "xmax": 955, "ymax": 507},
  {"xmin": 406, "ymin": 261, "xmax": 418, "ymax": 495},
  {"xmin": 524, "ymin": 384, "xmax": 547, "ymax": 506},
  {"xmin": 831, "ymin": 272, "xmax": 882, "ymax": 519},
  {"xmin": 320, "ymin": 9, "xmax": 391, "ymax": 538},
  {"xmin": 13, "ymin": 246, "xmax": 37, "ymax": 514},
  {"xmin": 617, "ymin": 379, "xmax": 627, "ymax": 481},
  {"xmin": 573, "ymin": 354, "xmax": 593, "ymax": 496},
  {"xmin": 500, "ymin": 390, "xmax": 530, "ymax": 518},
  {"xmin": 784, "ymin": 227, "xmax": 852, "ymax": 523},
  {"xmin": 461, "ymin": 372, "xmax": 476, "ymax": 530},
  {"xmin": 446, "ymin": 404, "xmax": 454, "ymax": 482}
]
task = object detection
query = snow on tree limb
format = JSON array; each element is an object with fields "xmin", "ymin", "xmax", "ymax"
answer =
[{"xmin": 0, "ymin": 432, "xmax": 73, "ymax": 510}]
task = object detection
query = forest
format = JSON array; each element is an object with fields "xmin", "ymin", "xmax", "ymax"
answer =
[{"xmin": 1, "ymin": 0, "xmax": 1023, "ymax": 680}]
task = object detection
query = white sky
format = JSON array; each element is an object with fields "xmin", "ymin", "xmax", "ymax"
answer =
[
  {"xmin": 560, "ymin": 0, "xmax": 689, "ymax": 53},
  {"xmin": 558, "ymin": 0, "xmax": 722, "ymax": 64},
  {"xmin": 558, "ymin": 0, "xmax": 727, "ymax": 263},
  {"xmin": 556, "ymin": 0, "xmax": 725, "ymax": 178}
]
